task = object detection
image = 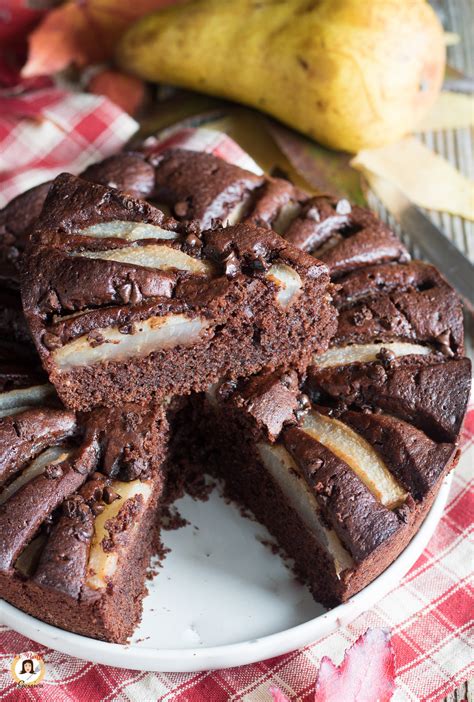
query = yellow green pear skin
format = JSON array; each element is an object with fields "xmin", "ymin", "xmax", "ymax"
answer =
[{"xmin": 117, "ymin": 0, "xmax": 445, "ymax": 153}]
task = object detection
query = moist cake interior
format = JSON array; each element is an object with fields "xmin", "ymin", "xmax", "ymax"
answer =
[
  {"xmin": 0, "ymin": 148, "xmax": 470, "ymax": 644},
  {"xmin": 21, "ymin": 174, "xmax": 335, "ymax": 411}
]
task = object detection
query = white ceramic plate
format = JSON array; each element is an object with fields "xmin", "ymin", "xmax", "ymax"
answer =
[{"xmin": 0, "ymin": 474, "xmax": 452, "ymax": 672}]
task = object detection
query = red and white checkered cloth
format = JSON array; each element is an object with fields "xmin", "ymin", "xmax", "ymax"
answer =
[
  {"xmin": 0, "ymin": 87, "xmax": 138, "ymax": 207},
  {"xmin": 0, "ymin": 112, "xmax": 472, "ymax": 701}
]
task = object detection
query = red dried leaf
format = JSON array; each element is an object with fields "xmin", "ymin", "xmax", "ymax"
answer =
[
  {"xmin": 0, "ymin": 0, "xmax": 48, "ymax": 87},
  {"xmin": 0, "ymin": 1, "xmax": 46, "ymax": 47},
  {"xmin": 22, "ymin": 0, "xmax": 182, "ymax": 78},
  {"xmin": 269, "ymin": 686, "xmax": 291, "ymax": 702},
  {"xmin": 314, "ymin": 629, "xmax": 395, "ymax": 702},
  {"xmin": 88, "ymin": 69, "xmax": 145, "ymax": 115}
]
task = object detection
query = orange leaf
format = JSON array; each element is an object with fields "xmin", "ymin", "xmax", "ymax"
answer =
[
  {"xmin": 22, "ymin": 4, "xmax": 104, "ymax": 77},
  {"xmin": 88, "ymin": 69, "xmax": 146, "ymax": 115},
  {"xmin": 22, "ymin": 0, "xmax": 182, "ymax": 78}
]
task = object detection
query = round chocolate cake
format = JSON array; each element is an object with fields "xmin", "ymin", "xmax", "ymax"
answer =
[{"xmin": 0, "ymin": 147, "xmax": 470, "ymax": 642}]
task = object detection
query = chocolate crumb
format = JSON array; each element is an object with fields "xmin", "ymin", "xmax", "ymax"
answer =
[
  {"xmin": 44, "ymin": 463, "xmax": 64, "ymax": 479},
  {"xmin": 352, "ymin": 306, "xmax": 372, "ymax": 326},
  {"xmin": 87, "ymin": 330, "xmax": 105, "ymax": 348},
  {"xmin": 224, "ymin": 251, "xmax": 240, "ymax": 278},
  {"xmin": 43, "ymin": 332, "xmax": 63, "ymax": 350}
]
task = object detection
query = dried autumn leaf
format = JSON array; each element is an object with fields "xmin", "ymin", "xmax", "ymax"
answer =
[
  {"xmin": 22, "ymin": 0, "xmax": 182, "ymax": 78},
  {"xmin": 314, "ymin": 629, "xmax": 395, "ymax": 702},
  {"xmin": 0, "ymin": 0, "xmax": 48, "ymax": 87},
  {"xmin": 269, "ymin": 686, "xmax": 291, "ymax": 702},
  {"xmin": 203, "ymin": 109, "xmax": 313, "ymax": 192},
  {"xmin": 267, "ymin": 122, "xmax": 366, "ymax": 206},
  {"xmin": 135, "ymin": 90, "xmax": 226, "ymax": 143},
  {"xmin": 352, "ymin": 137, "xmax": 474, "ymax": 220},
  {"xmin": 0, "ymin": 1, "xmax": 46, "ymax": 46},
  {"xmin": 416, "ymin": 91, "xmax": 474, "ymax": 131},
  {"xmin": 22, "ymin": 3, "xmax": 102, "ymax": 77},
  {"xmin": 88, "ymin": 69, "xmax": 146, "ymax": 115}
]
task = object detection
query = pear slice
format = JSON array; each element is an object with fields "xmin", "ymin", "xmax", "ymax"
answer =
[
  {"xmin": 15, "ymin": 532, "xmax": 48, "ymax": 577},
  {"xmin": 314, "ymin": 342, "xmax": 432, "ymax": 368},
  {"xmin": 77, "ymin": 220, "xmax": 179, "ymax": 241},
  {"xmin": 225, "ymin": 195, "xmax": 253, "ymax": 226},
  {"xmin": 86, "ymin": 479, "xmax": 152, "ymax": 590},
  {"xmin": 0, "ymin": 384, "xmax": 54, "ymax": 415},
  {"xmin": 301, "ymin": 411, "xmax": 406, "ymax": 509},
  {"xmin": 74, "ymin": 244, "xmax": 213, "ymax": 275},
  {"xmin": 257, "ymin": 442, "xmax": 353, "ymax": 576},
  {"xmin": 272, "ymin": 202, "xmax": 301, "ymax": 235},
  {"xmin": 0, "ymin": 446, "xmax": 71, "ymax": 506},
  {"xmin": 53, "ymin": 313, "xmax": 210, "ymax": 370},
  {"xmin": 0, "ymin": 406, "xmax": 34, "ymax": 419},
  {"xmin": 204, "ymin": 381, "xmax": 220, "ymax": 407},
  {"xmin": 265, "ymin": 263, "xmax": 302, "ymax": 308}
]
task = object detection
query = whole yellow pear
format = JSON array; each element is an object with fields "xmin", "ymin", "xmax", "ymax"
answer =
[{"xmin": 117, "ymin": 0, "xmax": 445, "ymax": 152}]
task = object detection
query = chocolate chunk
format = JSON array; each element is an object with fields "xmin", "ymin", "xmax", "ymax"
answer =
[
  {"xmin": 43, "ymin": 333, "xmax": 63, "ymax": 350},
  {"xmin": 103, "ymin": 486, "xmax": 120, "ymax": 504},
  {"xmin": 376, "ymin": 347, "xmax": 396, "ymax": 367},
  {"xmin": 44, "ymin": 463, "xmax": 64, "ymax": 480},
  {"xmin": 118, "ymin": 283, "xmax": 132, "ymax": 304},
  {"xmin": 129, "ymin": 282, "xmax": 142, "ymax": 305},
  {"xmin": 224, "ymin": 251, "xmax": 240, "ymax": 278}
]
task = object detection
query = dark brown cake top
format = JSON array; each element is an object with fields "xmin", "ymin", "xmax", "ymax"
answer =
[
  {"xmin": 323, "ymin": 259, "xmax": 465, "ymax": 356},
  {"xmin": 150, "ymin": 148, "xmax": 265, "ymax": 229},
  {"xmin": 0, "ymin": 353, "xmax": 167, "ymax": 581},
  {"xmin": 284, "ymin": 195, "xmax": 410, "ymax": 277},
  {"xmin": 22, "ymin": 174, "xmax": 329, "ymax": 359},
  {"xmin": 148, "ymin": 150, "xmax": 410, "ymax": 278},
  {"xmin": 0, "ymin": 152, "xmax": 158, "ymax": 289}
]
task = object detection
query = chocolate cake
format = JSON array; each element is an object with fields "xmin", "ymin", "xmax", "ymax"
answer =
[
  {"xmin": 194, "ymin": 259, "xmax": 470, "ymax": 605},
  {"xmin": 143, "ymin": 149, "xmax": 470, "ymax": 606},
  {"xmin": 21, "ymin": 173, "xmax": 335, "ymax": 411},
  {"xmin": 0, "ymin": 341, "xmax": 170, "ymax": 642},
  {"xmin": 0, "ymin": 145, "xmax": 470, "ymax": 644}
]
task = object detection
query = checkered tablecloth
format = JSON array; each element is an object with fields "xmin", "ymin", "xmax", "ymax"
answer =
[
  {"xmin": 0, "ymin": 87, "xmax": 138, "ymax": 207},
  {"xmin": 0, "ymin": 100, "xmax": 472, "ymax": 701}
]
